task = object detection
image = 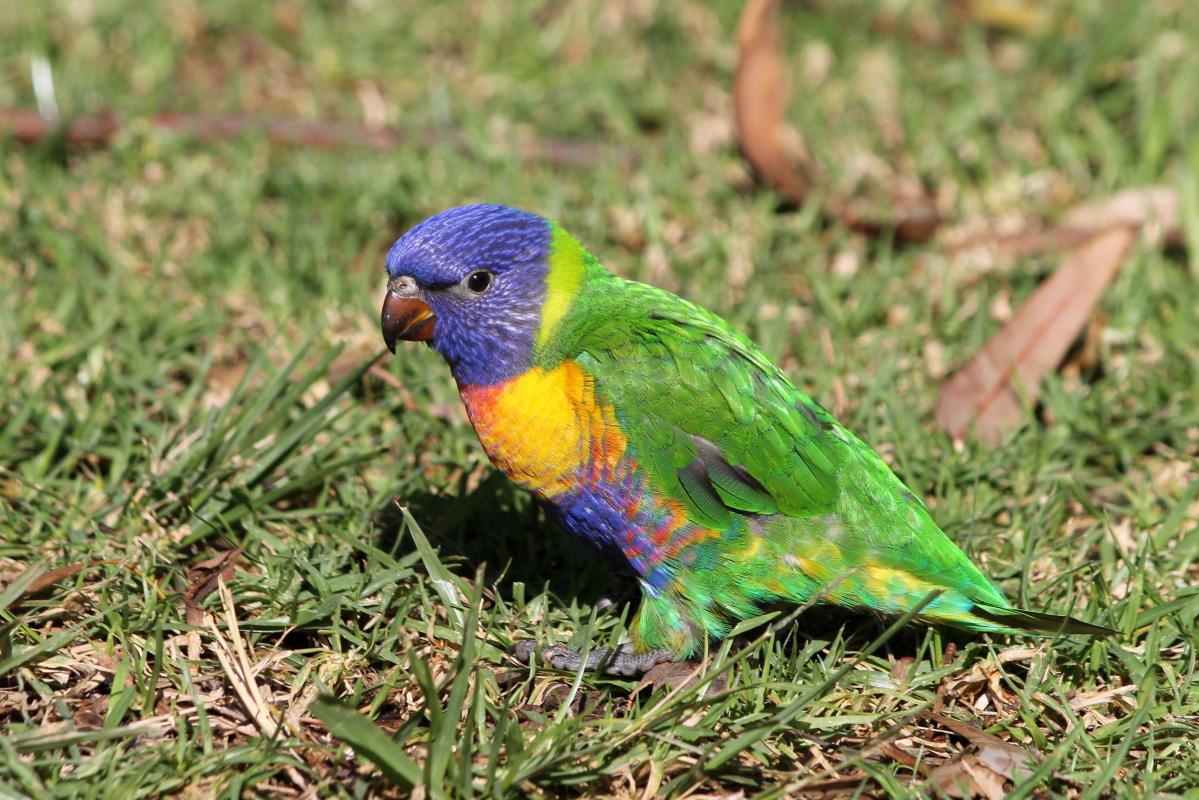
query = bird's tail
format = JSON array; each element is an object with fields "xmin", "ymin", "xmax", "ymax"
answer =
[{"xmin": 959, "ymin": 601, "xmax": 1116, "ymax": 636}]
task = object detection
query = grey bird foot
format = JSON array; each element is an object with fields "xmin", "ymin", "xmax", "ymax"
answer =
[{"xmin": 510, "ymin": 641, "xmax": 675, "ymax": 676}]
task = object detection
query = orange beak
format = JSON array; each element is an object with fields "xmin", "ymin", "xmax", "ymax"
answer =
[{"xmin": 381, "ymin": 290, "xmax": 435, "ymax": 352}]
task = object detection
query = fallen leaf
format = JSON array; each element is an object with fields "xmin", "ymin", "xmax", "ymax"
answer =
[
  {"xmin": 932, "ymin": 641, "xmax": 958, "ymax": 715},
  {"xmin": 929, "ymin": 753, "xmax": 1007, "ymax": 800},
  {"xmin": 204, "ymin": 360, "xmax": 251, "ymax": 410},
  {"xmin": 733, "ymin": 0, "xmax": 810, "ymax": 206},
  {"xmin": 539, "ymin": 683, "xmax": 583, "ymax": 715},
  {"xmin": 939, "ymin": 646, "xmax": 1040, "ymax": 711},
  {"xmin": 731, "ymin": 0, "xmax": 938, "ymax": 240},
  {"xmin": 936, "ymin": 227, "xmax": 1137, "ymax": 443},
  {"xmin": 925, "ymin": 713, "xmax": 1039, "ymax": 799},
  {"xmin": 879, "ymin": 740, "xmax": 928, "ymax": 774},
  {"xmin": 13, "ymin": 563, "xmax": 87, "ymax": 602},
  {"xmin": 1, "ymin": 561, "xmax": 117, "ymax": 609},
  {"xmin": 1068, "ymin": 683, "xmax": 1137, "ymax": 712},
  {"xmin": 792, "ymin": 775, "xmax": 875, "ymax": 795},
  {"xmin": 926, "ymin": 713, "xmax": 1037, "ymax": 777},
  {"xmin": 183, "ymin": 550, "xmax": 240, "ymax": 626},
  {"xmin": 1059, "ymin": 186, "xmax": 1181, "ymax": 244},
  {"xmin": 890, "ymin": 655, "xmax": 914, "ymax": 686}
]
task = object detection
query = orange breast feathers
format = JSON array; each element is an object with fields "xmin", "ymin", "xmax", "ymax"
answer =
[{"xmin": 459, "ymin": 361, "xmax": 628, "ymax": 498}]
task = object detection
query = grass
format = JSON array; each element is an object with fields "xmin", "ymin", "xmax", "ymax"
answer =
[{"xmin": 2, "ymin": 0, "xmax": 1198, "ymax": 796}]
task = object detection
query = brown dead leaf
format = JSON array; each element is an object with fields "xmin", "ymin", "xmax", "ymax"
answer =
[
  {"xmin": 732, "ymin": 0, "xmax": 939, "ymax": 241},
  {"xmin": 539, "ymin": 683, "xmax": 582, "ymax": 715},
  {"xmin": 734, "ymin": 0, "xmax": 810, "ymax": 206},
  {"xmin": 1068, "ymin": 683, "xmax": 1137, "ymax": 712},
  {"xmin": 2, "ymin": 561, "xmax": 118, "ymax": 608},
  {"xmin": 939, "ymin": 646, "xmax": 1040, "ymax": 713},
  {"xmin": 890, "ymin": 655, "xmax": 914, "ymax": 686},
  {"xmin": 796, "ymin": 775, "xmax": 876, "ymax": 795},
  {"xmin": 927, "ymin": 713, "xmax": 1036, "ymax": 772},
  {"xmin": 925, "ymin": 713, "xmax": 1038, "ymax": 799},
  {"xmin": 879, "ymin": 740, "xmax": 928, "ymax": 774},
  {"xmin": 936, "ymin": 226, "xmax": 1137, "ymax": 443},
  {"xmin": 933, "ymin": 641, "xmax": 958, "ymax": 715},
  {"xmin": 1060, "ymin": 186, "xmax": 1181, "ymax": 245},
  {"xmin": 12, "ymin": 563, "xmax": 86, "ymax": 603},
  {"xmin": 974, "ymin": 739, "xmax": 1033, "ymax": 780},
  {"xmin": 929, "ymin": 753, "xmax": 1007, "ymax": 800},
  {"xmin": 204, "ymin": 360, "xmax": 251, "ymax": 410},
  {"xmin": 183, "ymin": 550, "xmax": 240, "ymax": 626}
]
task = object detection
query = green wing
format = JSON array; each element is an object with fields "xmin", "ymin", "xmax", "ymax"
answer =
[
  {"xmin": 577, "ymin": 286, "xmax": 842, "ymax": 528},
  {"xmin": 539, "ymin": 267, "xmax": 1114, "ymax": 652},
  {"xmin": 560, "ymin": 275, "xmax": 1010, "ymax": 611}
]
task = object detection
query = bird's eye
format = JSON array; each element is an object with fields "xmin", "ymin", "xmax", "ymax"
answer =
[{"xmin": 466, "ymin": 270, "xmax": 493, "ymax": 294}]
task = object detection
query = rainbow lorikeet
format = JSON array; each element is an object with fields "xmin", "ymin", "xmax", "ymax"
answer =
[{"xmin": 381, "ymin": 204, "xmax": 1110, "ymax": 674}]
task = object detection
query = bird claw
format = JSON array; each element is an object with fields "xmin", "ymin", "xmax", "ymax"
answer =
[{"xmin": 510, "ymin": 641, "xmax": 675, "ymax": 676}]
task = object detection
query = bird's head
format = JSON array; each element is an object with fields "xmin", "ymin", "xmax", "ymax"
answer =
[{"xmin": 381, "ymin": 204, "xmax": 585, "ymax": 386}]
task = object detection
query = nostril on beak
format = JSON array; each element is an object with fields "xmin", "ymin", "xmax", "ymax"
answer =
[{"xmin": 391, "ymin": 275, "xmax": 419, "ymax": 297}]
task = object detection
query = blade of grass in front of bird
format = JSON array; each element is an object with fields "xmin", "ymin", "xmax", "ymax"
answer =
[
  {"xmin": 222, "ymin": 334, "xmax": 321, "ymax": 465},
  {"xmin": 239, "ymin": 345, "xmax": 354, "ymax": 487},
  {"xmin": 426, "ymin": 571, "xmax": 484, "ymax": 795},
  {"xmin": 402, "ymin": 507, "xmax": 467, "ymax": 628},
  {"xmin": 310, "ymin": 696, "xmax": 421, "ymax": 790},
  {"xmin": 0, "ymin": 562, "xmax": 47, "ymax": 613}
]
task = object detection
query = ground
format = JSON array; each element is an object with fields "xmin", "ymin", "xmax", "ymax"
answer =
[{"xmin": 1, "ymin": 0, "xmax": 1198, "ymax": 797}]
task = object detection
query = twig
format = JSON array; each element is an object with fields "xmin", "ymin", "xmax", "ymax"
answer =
[{"xmin": 0, "ymin": 107, "xmax": 636, "ymax": 168}]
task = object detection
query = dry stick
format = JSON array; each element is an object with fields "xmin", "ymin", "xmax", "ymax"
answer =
[
  {"xmin": 0, "ymin": 107, "xmax": 636, "ymax": 168},
  {"xmin": 943, "ymin": 185, "xmax": 1183, "ymax": 264},
  {"xmin": 932, "ymin": 641, "xmax": 957, "ymax": 716}
]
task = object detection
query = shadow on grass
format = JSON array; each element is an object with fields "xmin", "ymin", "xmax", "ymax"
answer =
[
  {"xmin": 762, "ymin": 603, "xmax": 974, "ymax": 659},
  {"xmin": 377, "ymin": 470, "xmax": 625, "ymax": 607}
]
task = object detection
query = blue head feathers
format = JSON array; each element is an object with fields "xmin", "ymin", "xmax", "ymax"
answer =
[{"xmin": 384, "ymin": 204, "xmax": 553, "ymax": 386}]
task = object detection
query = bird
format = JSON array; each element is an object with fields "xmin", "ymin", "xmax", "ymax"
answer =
[{"xmin": 380, "ymin": 203, "xmax": 1112, "ymax": 675}]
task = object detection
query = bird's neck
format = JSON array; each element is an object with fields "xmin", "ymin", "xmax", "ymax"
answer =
[{"xmin": 456, "ymin": 359, "xmax": 628, "ymax": 501}]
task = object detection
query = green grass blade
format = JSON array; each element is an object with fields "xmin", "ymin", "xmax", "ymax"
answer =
[{"xmin": 309, "ymin": 696, "xmax": 421, "ymax": 790}]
